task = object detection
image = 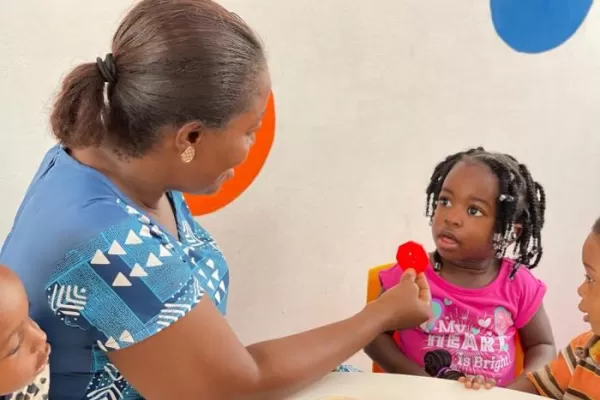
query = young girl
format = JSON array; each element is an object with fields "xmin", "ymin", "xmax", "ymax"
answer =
[
  {"xmin": 365, "ymin": 147, "xmax": 556, "ymax": 387},
  {"xmin": 0, "ymin": 265, "xmax": 50, "ymax": 399},
  {"xmin": 464, "ymin": 216, "xmax": 600, "ymax": 398}
]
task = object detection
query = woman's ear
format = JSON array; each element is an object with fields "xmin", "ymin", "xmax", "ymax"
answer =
[{"xmin": 174, "ymin": 121, "xmax": 204, "ymax": 152}]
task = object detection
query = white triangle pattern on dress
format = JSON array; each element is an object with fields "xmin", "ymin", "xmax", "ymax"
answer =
[
  {"xmin": 91, "ymin": 250, "xmax": 110, "ymax": 265},
  {"xmin": 119, "ymin": 330, "xmax": 135, "ymax": 344},
  {"xmin": 126, "ymin": 206, "xmax": 139, "ymax": 215},
  {"xmin": 112, "ymin": 273, "xmax": 132, "ymax": 287},
  {"xmin": 139, "ymin": 225, "xmax": 152, "ymax": 238},
  {"xmin": 130, "ymin": 264, "xmax": 148, "ymax": 277},
  {"xmin": 105, "ymin": 337, "xmax": 120, "ymax": 350},
  {"xmin": 159, "ymin": 245, "xmax": 172, "ymax": 258},
  {"xmin": 125, "ymin": 230, "xmax": 143, "ymax": 245},
  {"xmin": 108, "ymin": 240, "xmax": 126, "ymax": 256},
  {"xmin": 146, "ymin": 253, "xmax": 162, "ymax": 267},
  {"xmin": 110, "ymin": 203, "xmax": 229, "ymax": 341},
  {"xmin": 192, "ymin": 276, "xmax": 204, "ymax": 302},
  {"xmin": 97, "ymin": 340, "xmax": 108, "ymax": 352}
]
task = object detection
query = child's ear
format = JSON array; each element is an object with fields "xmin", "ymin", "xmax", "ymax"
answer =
[{"xmin": 510, "ymin": 224, "xmax": 522, "ymax": 244}]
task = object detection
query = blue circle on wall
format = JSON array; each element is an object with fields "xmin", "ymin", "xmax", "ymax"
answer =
[{"xmin": 491, "ymin": 0, "xmax": 593, "ymax": 54}]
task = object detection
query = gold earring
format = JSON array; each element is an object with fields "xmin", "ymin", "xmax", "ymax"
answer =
[{"xmin": 181, "ymin": 146, "xmax": 195, "ymax": 163}]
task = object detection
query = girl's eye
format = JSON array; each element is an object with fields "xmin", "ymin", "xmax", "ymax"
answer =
[
  {"xmin": 467, "ymin": 207, "xmax": 483, "ymax": 217},
  {"xmin": 438, "ymin": 197, "xmax": 451, "ymax": 207},
  {"xmin": 585, "ymin": 274, "xmax": 595, "ymax": 284}
]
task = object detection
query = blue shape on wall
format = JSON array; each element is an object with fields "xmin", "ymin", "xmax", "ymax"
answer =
[{"xmin": 491, "ymin": 0, "xmax": 593, "ymax": 54}]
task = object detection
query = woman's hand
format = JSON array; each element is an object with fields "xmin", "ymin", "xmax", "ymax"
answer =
[
  {"xmin": 371, "ymin": 268, "xmax": 432, "ymax": 332},
  {"xmin": 458, "ymin": 375, "xmax": 496, "ymax": 390}
]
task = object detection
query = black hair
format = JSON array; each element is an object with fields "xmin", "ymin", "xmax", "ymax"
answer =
[
  {"xmin": 424, "ymin": 349, "xmax": 465, "ymax": 380},
  {"xmin": 425, "ymin": 147, "xmax": 546, "ymax": 268},
  {"xmin": 50, "ymin": 0, "xmax": 266, "ymax": 158},
  {"xmin": 593, "ymin": 217, "xmax": 600, "ymax": 235}
]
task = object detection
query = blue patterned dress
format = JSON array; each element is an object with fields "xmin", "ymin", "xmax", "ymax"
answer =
[{"xmin": 0, "ymin": 146, "xmax": 357, "ymax": 400}]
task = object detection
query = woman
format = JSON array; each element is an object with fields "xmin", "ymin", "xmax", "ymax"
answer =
[{"xmin": 0, "ymin": 0, "xmax": 431, "ymax": 398}]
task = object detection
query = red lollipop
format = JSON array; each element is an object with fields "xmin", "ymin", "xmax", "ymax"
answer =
[{"xmin": 396, "ymin": 241, "xmax": 429, "ymax": 274}]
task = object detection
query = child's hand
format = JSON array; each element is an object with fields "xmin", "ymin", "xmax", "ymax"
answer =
[
  {"xmin": 458, "ymin": 375, "xmax": 496, "ymax": 390},
  {"xmin": 372, "ymin": 268, "xmax": 431, "ymax": 332}
]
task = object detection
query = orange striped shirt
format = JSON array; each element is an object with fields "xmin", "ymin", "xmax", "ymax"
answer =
[{"xmin": 528, "ymin": 331, "xmax": 600, "ymax": 399}]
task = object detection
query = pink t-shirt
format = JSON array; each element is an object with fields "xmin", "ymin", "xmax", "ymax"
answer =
[{"xmin": 379, "ymin": 258, "xmax": 546, "ymax": 387}]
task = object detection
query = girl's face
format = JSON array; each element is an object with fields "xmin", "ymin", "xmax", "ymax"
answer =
[
  {"xmin": 578, "ymin": 232, "xmax": 600, "ymax": 335},
  {"xmin": 431, "ymin": 160, "xmax": 499, "ymax": 264},
  {"xmin": 0, "ymin": 267, "xmax": 50, "ymax": 395}
]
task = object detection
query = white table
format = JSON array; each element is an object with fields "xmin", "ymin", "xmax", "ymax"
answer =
[{"xmin": 288, "ymin": 372, "xmax": 540, "ymax": 399}]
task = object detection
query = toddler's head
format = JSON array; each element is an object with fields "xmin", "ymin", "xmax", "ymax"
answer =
[
  {"xmin": 578, "ymin": 218, "xmax": 600, "ymax": 335},
  {"xmin": 0, "ymin": 265, "xmax": 50, "ymax": 395},
  {"xmin": 425, "ymin": 147, "xmax": 546, "ymax": 269}
]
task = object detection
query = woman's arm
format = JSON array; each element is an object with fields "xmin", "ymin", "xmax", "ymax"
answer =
[
  {"xmin": 109, "ymin": 269, "xmax": 431, "ymax": 399},
  {"xmin": 364, "ymin": 333, "xmax": 427, "ymax": 376},
  {"xmin": 363, "ymin": 286, "xmax": 426, "ymax": 376},
  {"xmin": 518, "ymin": 305, "xmax": 556, "ymax": 373}
]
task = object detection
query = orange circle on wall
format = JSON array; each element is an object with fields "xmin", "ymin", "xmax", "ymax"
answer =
[{"xmin": 184, "ymin": 91, "xmax": 276, "ymax": 216}]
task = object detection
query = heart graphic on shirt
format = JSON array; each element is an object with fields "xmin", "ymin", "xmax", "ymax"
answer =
[
  {"xmin": 471, "ymin": 327, "xmax": 481, "ymax": 335},
  {"xmin": 420, "ymin": 299, "xmax": 444, "ymax": 333},
  {"xmin": 494, "ymin": 306, "xmax": 514, "ymax": 336},
  {"xmin": 478, "ymin": 318, "xmax": 492, "ymax": 328},
  {"xmin": 443, "ymin": 298, "xmax": 453, "ymax": 306}
]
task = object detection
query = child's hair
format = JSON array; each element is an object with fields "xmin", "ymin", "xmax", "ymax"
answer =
[
  {"xmin": 424, "ymin": 349, "xmax": 465, "ymax": 380},
  {"xmin": 593, "ymin": 217, "xmax": 600, "ymax": 234},
  {"xmin": 425, "ymin": 147, "xmax": 546, "ymax": 268}
]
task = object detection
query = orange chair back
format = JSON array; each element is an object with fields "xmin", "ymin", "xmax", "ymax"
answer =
[{"xmin": 366, "ymin": 264, "xmax": 525, "ymax": 377}]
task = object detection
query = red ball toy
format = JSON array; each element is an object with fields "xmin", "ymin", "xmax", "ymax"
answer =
[{"xmin": 396, "ymin": 241, "xmax": 429, "ymax": 274}]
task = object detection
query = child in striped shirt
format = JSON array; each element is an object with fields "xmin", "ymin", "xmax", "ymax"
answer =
[{"xmin": 462, "ymin": 216, "xmax": 600, "ymax": 398}]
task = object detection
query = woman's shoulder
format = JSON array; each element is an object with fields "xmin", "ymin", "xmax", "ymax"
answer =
[
  {"xmin": 2, "ymin": 146, "xmax": 139, "ymax": 261},
  {"xmin": 4, "ymin": 147, "xmax": 128, "ymax": 244},
  {"xmin": 2, "ymin": 204, "xmax": 141, "ymax": 316},
  {"xmin": 43, "ymin": 194, "xmax": 225, "ymax": 355}
]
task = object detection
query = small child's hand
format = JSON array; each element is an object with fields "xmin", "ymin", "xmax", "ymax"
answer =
[{"xmin": 458, "ymin": 375, "xmax": 496, "ymax": 390}]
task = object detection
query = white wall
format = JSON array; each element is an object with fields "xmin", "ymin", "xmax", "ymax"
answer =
[{"xmin": 1, "ymin": 0, "xmax": 599, "ymax": 370}]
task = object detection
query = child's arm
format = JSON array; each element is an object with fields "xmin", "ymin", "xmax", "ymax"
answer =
[
  {"xmin": 506, "ymin": 375, "xmax": 539, "ymax": 395},
  {"xmin": 517, "ymin": 304, "xmax": 556, "ymax": 373},
  {"xmin": 364, "ymin": 333, "xmax": 427, "ymax": 376}
]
